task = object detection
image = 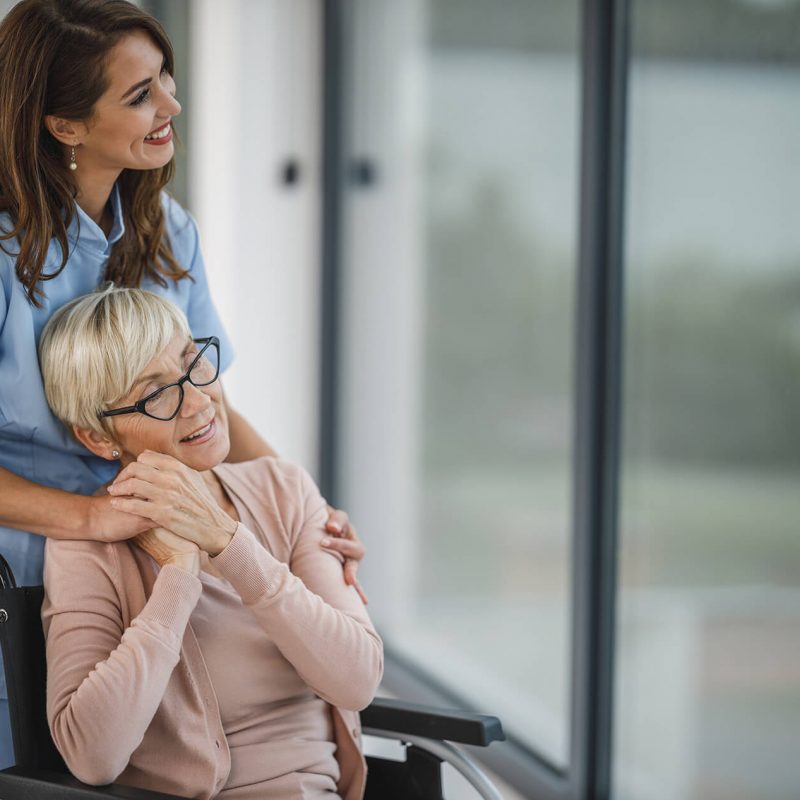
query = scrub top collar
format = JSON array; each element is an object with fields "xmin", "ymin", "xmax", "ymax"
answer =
[{"xmin": 67, "ymin": 183, "xmax": 125, "ymax": 256}]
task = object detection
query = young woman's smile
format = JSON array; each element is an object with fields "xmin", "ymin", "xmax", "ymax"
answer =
[{"xmin": 144, "ymin": 121, "xmax": 173, "ymax": 145}]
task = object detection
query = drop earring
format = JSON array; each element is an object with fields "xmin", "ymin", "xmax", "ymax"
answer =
[{"xmin": 69, "ymin": 145, "xmax": 77, "ymax": 171}]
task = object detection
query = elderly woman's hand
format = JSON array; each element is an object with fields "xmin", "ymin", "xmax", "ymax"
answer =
[
  {"xmin": 134, "ymin": 527, "xmax": 201, "ymax": 576},
  {"xmin": 107, "ymin": 451, "xmax": 237, "ymax": 556}
]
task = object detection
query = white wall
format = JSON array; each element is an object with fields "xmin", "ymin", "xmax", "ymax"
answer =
[{"xmin": 189, "ymin": 0, "xmax": 322, "ymax": 475}]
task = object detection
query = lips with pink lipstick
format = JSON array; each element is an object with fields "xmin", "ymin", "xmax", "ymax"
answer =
[
  {"xmin": 144, "ymin": 121, "xmax": 173, "ymax": 146},
  {"xmin": 180, "ymin": 417, "xmax": 216, "ymax": 445}
]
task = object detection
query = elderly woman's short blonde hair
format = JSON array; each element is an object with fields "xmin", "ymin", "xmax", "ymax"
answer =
[{"xmin": 39, "ymin": 285, "xmax": 190, "ymax": 437}]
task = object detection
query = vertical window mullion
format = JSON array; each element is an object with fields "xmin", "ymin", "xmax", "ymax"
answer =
[
  {"xmin": 319, "ymin": 0, "xmax": 347, "ymax": 503},
  {"xmin": 570, "ymin": 0, "xmax": 630, "ymax": 798}
]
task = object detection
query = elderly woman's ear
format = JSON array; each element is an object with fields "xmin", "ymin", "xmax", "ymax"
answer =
[{"xmin": 73, "ymin": 425, "xmax": 121, "ymax": 462}]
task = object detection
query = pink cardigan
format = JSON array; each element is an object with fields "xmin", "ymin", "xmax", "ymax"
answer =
[{"xmin": 41, "ymin": 458, "xmax": 383, "ymax": 800}]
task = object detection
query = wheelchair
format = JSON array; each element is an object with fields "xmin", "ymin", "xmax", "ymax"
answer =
[{"xmin": 0, "ymin": 553, "xmax": 506, "ymax": 800}]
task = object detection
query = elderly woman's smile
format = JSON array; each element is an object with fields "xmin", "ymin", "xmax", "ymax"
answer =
[{"xmin": 181, "ymin": 418, "xmax": 215, "ymax": 444}]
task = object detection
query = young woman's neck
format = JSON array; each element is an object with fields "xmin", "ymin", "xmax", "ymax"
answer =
[{"xmin": 75, "ymin": 168, "xmax": 122, "ymax": 232}]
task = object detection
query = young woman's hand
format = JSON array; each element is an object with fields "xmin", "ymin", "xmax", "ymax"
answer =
[
  {"xmin": 107, "ymin": 451, "xmax": 237, "ymax": 556},
  {"xmin": 89, "ymin": 493, "xmax": 155, "ymax": 543},
  {"xmin": 321, "ymin": 507, "xmax": 368, "ymax": 604},
  {"xmin": 134, "ymin": 526, "xmax": 201, "ymax": 577}
]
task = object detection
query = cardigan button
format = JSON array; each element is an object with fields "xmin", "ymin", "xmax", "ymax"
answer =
[
  {"xmin": 215, "ymin": 739, "xmax": 220, "ymax": 749},
  {"xmin": 352, "ymin": 728, "xmax": 359, "ymax": 738}
]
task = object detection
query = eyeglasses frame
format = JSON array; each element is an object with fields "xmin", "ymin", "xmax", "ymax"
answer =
[{"xmin": 98, "ymin": 336, "xmax": 220, "ymax": 422}]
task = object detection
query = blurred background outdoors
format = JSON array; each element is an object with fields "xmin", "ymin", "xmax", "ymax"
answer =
[{"xmin": 1, "ymin": 0, "xmax": 798, "ymax": 798}]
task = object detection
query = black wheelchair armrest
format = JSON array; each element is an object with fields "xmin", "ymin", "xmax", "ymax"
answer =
[
  {"xmin": 360, "ymin": 697, "xmax": 505, "ymax": 747},
  {"xmin": 0, "ymin": 766, "xmax": 187, "ymax": 800}
]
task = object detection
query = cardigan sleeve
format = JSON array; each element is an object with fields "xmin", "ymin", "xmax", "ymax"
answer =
[
  {"xmin": 210, "ymin": 466, "xmax": 383, "ymax": 711},
  {"xmin": 41, "ymin": 539, "xmax": 202, "ymax": 786}
]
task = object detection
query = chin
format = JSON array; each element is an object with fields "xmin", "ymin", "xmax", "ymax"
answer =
[
  {"xmin": 179, "ymin": 433, "xmax": 230, "ymax": 472},
  {"xmin": 126, "ymin": 148, "xmax": 173, "ymax": 172}
]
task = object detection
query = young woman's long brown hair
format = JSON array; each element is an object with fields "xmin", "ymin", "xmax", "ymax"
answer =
[{"xmin": 0, "ymin": 0, "xmax": 188, "ymax": 306}]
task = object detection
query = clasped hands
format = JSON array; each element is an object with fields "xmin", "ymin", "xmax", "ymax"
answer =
[
  {"xmin": 107, "ymin": 451, "xmax": 235, "ymax": 577},
  {"xmin": 103, "ymin": 451, "xmax": 368, "ymax": 602}
]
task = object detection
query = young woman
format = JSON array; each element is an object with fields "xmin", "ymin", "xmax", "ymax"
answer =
[
  {"xmin": 38, "ymin": 286, "xmax": 381, "ymax": 799},
  {"xmin": 0, "ymin": 0, "xmax": 364, "ymax": 768}
]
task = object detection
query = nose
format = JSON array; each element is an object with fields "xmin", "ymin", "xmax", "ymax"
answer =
[
  {"xmin": 180, "ymin": 381, "xmax": 211, "ymax": 418},
  {"xmin": 157, "ymin": 76, "xmax": 181, "ymax": 118},
  {"xmin": 165, "ymin": 93, "xmax": 181, "ymax": 117},
  {"xmin": 159, "ymin": 93, "xmax": 181, "ymax": 119}
]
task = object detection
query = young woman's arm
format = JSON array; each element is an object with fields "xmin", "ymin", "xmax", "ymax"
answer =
[
  {"xmin": 0, "ymin": 393, "xmax": 271, "ymax": 541},
  {"xmin": 0, "ymin": 465, "xmax": 151, "ymax": 541}
]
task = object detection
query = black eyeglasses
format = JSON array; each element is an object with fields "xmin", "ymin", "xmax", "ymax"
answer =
[{"xmin": 99, "ymin": 337, "xmax": 220, "ymax": 422}]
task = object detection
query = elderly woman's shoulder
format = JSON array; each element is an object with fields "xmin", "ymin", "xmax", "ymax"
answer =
[
  {"xmin": 225, "ymin": 456, "xmax": 315, "ymax": 496},
  {"xmin": 226, "ymin": 458, "xmax": 326, "ymax": 546},
  {"xmin": 222, "ymin": 457, "xmax": 324, "ymax": 523}
]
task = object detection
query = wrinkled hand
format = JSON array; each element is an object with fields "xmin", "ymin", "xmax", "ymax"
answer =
[
  {"xmin": 134, "ymin": 526, "xmax": 200, "ymax": 576},
  {"xmin": 321, "ymin": 506, "xmax": 368, "ymax": 604},
  {"xmin": 107, "ymin": 451, "xmax": 237, "ymax": 556}
]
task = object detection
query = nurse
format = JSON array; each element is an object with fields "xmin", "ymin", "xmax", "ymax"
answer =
[{"xmin": 0, "ymin": 0, "xmax": 365, "ymax": 768}]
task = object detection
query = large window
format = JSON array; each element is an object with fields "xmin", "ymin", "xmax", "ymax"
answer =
[
  {"xmin": 333, "ymin": 0, "xmax": 581, "ymax": 767},
  {"xmin": 326, "ymin": 1, "xmax": 800, "ymax": 798}
]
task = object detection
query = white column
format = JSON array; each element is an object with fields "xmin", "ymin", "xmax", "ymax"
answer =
[{"xmin": 190, "ymin": 0, "xmax": 322, "ymax": 474}]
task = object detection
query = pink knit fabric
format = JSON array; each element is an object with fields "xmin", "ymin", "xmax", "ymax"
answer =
[{"xmin": 42, "ymin": 457, "xmax": 382, "ymax": 800}]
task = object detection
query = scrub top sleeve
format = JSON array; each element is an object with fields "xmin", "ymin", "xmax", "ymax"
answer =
[{"xmin": 182, "ymin": 210, "xmax": 235, "ymax": 374}]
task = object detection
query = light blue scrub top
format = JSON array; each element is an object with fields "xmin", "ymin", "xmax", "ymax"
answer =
[{"xmin": 0, "ymin": 185, "xmax": 233, "ymax": 634}]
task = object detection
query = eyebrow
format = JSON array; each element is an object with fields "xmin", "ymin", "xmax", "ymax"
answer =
[
  {"xmin": 120, "ymin": 58, "xmax": 167, "ymax": 102},
  {"xmin": 120, "ymin": 77, "xmax": 151, "ymax": 102}
]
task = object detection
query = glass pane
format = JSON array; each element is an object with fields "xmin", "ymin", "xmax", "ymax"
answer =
[
  {"xmin": 614, "ymin": 2, "xmax": 800, "ymax": 798},
  {"xmin": 338, "ymin": 0, "xmax": 580, "ymax": 764}
]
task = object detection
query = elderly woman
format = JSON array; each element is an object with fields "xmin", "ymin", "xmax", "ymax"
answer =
[{"xmin": 37, "ymin": 285, "xmax": 382, "ymax": 800}]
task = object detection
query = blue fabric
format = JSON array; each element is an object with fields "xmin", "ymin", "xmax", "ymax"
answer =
[
  {"xmin": 0, "ymin": 186, "xmax": 234, "ymax": 707},
  {"xmin": 0, "ymin": 699, "xmax": 11, "ymax": 769}
]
